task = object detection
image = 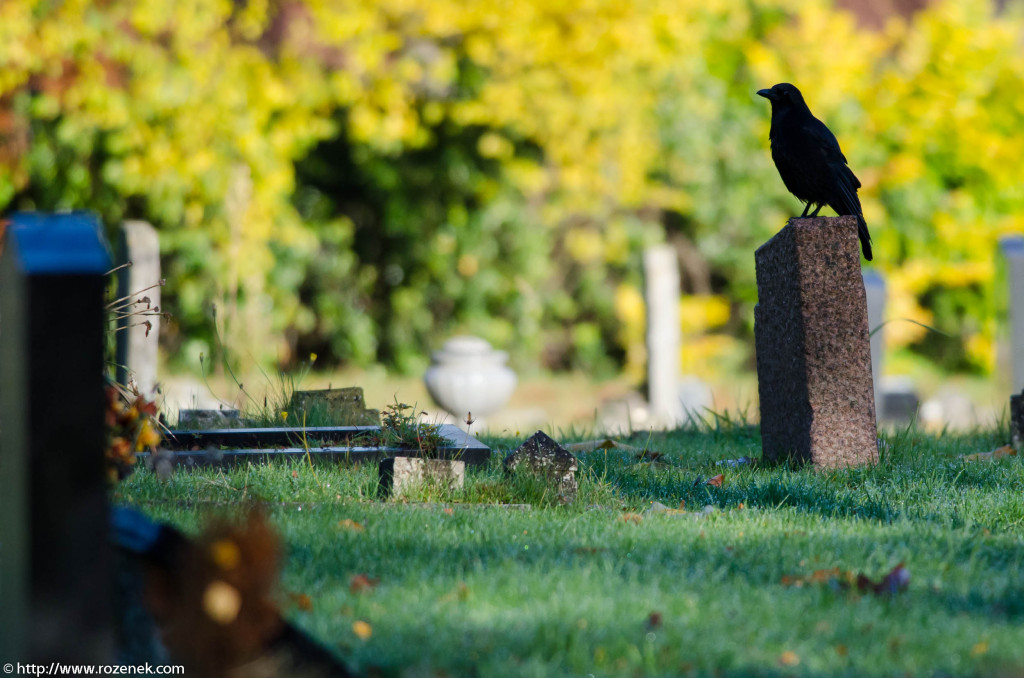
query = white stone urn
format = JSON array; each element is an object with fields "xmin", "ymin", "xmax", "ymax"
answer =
[{"xmin": 423, "ymin": 336, "xmax": 517, "ymax": 419}]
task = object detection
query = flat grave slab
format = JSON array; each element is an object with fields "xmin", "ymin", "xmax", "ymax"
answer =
[{"xmin": 148, "ymin": 424, "xmax": 490, "ymax": 467}]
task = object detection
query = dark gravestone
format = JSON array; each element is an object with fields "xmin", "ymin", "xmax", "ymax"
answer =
[
  {"xmin": 1011, "ymin": 392, "xmax": 1024, "ymax": 448},
  {"xmin": 754, "ymin": 217, "xmax": 878, "ymax": 468},
  {"xmin": 503, "ymin": 431, "xmax": 578, "ymax": 502},
  {"xmin": 0, "ymin": 212, "xmax": 113, "ymax": 661}
]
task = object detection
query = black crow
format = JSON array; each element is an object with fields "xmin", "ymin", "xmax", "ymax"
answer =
[{"xmin": 757, "ymin": 83, "xmax": 873, "ymax": 261}]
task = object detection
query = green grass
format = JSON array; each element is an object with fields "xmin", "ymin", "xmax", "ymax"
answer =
[{"xmin": 115, "ymin": 422, "xmax": 1024, "ymax": 677}]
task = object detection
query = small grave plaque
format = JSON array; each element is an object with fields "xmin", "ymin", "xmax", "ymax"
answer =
[{"xmin": 378, "ymin": 457, "xmax": 466, "ymax": 499}]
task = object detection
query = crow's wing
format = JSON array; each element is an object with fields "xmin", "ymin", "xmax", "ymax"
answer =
[{"xmin": 802, "ymin": 117, "xmax": 851, "ymax": 169}]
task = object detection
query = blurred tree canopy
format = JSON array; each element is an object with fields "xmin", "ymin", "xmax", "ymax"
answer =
[{"xmin": 1, "ymin": 0, "xmax": 1022, "ymax": 377}]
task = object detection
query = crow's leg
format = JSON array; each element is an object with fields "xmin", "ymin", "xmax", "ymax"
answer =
[
  {"xmin": 809, "ymin": 204, "xmax": 823, "ymax": 217},
  {"xmin": 800, "ymin": 202, "xmax": 811, "ymax": 218}
]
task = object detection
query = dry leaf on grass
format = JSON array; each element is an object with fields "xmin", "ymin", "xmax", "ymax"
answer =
[
  {"xmin": 781, "ymin": 563, "xmax": 909, "ymax": 596},
  {"xmin": 565, "ymin": 439, "xmax": 643, "ymax": 453},
  {"xmin": 440, "ymin": 581, "xmax": 470, "ymax": 603},
  {"xmin": 961, "ymin": 445, "xmax": 1017, "ymax": 461},
  {"xmin": 856, "ymin": 562, "xmax": 910, "ymax": 595},
  {"xmin": 349, "ymin": 574, "xmax": 380, "ymax": 594},
  {"xmin": 287, "ymin": 592, "xmax": 313, "ymax": 611}
]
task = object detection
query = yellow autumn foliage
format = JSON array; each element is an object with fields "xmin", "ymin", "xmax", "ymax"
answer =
[{"xmin": 0, "ymin": 0, "xmax": 1021, "ymax": 373}]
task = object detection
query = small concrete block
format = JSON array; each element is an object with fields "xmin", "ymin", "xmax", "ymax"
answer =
[
  {"xmin": 378, "ymin": 456, "xmax": 465, "ymax": 500},
  {"xmin": 504, "ymin": 431, "xmax": 579, "ymax": 502},
  {"xmin": 754, "ymin": 216, "xmax": 878, "ymax": 468}
]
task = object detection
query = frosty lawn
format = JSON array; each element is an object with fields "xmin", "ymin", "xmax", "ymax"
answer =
[{"xmin": 117, "ymin": 423, "xmax": 1024, "ymax": 677}]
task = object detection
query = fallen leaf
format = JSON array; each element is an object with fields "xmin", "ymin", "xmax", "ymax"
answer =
[
  {"xmin": 635, "ymin": 450, "xmax": 664, "ymax": 462},
  {"xmin": 337, "ymin": 519, "xmax": 365, "ymax": 532},
  {"xmin": 962, "ymin": 445, "xmax": 1017, "ymax": 462},
  {"xmin": 443, "ymin": 507, "xmax": 454, "ymax": 515},
  {"xmin": 778, "ymin": 650, "xmax": 800, "ymax": 667},
  {"xmin": 349, "ymin": 574, "xmax": 380, "ymax": 594},
  {"xmin": 288, "ymin": 592, "xmax": 313, "ymax": 611},
  {"xmin": 565, "ymin": 439, "xmax": 642, "ymax": 453},
  {"xmin": 810, "ymin": 568, "xmax": 842, "ymax": 584},
  {"xmin": 866, "ymin": 563, "xmax": 910, "ymax": 595},
  {"xmin": 573, "ymin": 546, "xmax": 608, "ymax": 555},
  {"xmin": 440, "ymin": 581, "xmax": 470, "ymax": 602},
  {"xmin": 782, "ymin": 563, "xmax": 908, "ymax": 596},
  {"xmin": 352, "ymin": 620, "xmax": 373, "ymax": 640},
  {"xmin": 706, "ymin": 474, "xmax": 724, "ymax": 487}
]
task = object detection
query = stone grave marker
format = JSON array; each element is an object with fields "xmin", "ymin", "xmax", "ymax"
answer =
[
  {"xmin": 115, "ymin": 220, "xmax": 161, "ymax": 396},
  {"xmin": 644, "ymin": 245, "xmax": 684, "ymax": 427},
  {"xmin": 378, "ymin": 457, "xmax": 466, "ymax": 499},
  {"xmin": 1002, "ymin": 236, "xmax": 1024, "ymax": 393},
  {"xmin": 176, "ymin": 408, "xmax": 242, "ymax": 429},
  {"xmin": 0, "ymin": 211, "xmax": 113, "ymax": 661},
  {"xmin": 288, "ymin": 387, "xmax": 379, "ymax": 425},
  {"xmin": 1011, "ymin": 390, "xmax": 1024, "ymax": 449},
  {"xmin": 503, "ymin": 430, "xmax": 578, "ymax": 502},
  {"xmin": 754, "ymin": 216, "xmax": 878, "ymax": 468},
  {"xmin": 862, "ymin": 270, "xmax": 885, "ymax": 418}
]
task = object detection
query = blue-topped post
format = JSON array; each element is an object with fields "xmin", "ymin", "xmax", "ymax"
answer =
[
  {"xmin": 1002, "ymin": 237, "xmax": 1024, "ymax": 394},
  {"xmin": 0, "ymin": 212, "xmax": 113, "ymax": 662}
]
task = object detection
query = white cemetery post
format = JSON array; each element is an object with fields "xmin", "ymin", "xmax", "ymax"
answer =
[
  {"xmin": 116, "ymin": 220, "xmax": 161, "ymax": 395},
  {"xmin": 644, "ymin": 245, "xmax": 683, "ymax": 427},
  {"xmin": 1002, "ymin": 237, "xmax": 1024, "ymax": 394},
  {"xmin": 862, "ymin": 271, "xmax": 886, "ymax": 420}
]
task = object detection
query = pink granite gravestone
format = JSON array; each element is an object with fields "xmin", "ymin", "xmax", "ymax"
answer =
[{"xmin": 754, "ymin": 216, "xmax": 878, "ymax": 468}]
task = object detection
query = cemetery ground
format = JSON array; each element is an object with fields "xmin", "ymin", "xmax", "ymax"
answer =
[{"xmin": 117, "ymin": 421, "xmax": 1024, "ymax": 677}]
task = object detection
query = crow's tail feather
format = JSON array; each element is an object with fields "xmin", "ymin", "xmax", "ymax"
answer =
[
  {"xmin": 856, "ymin": 215, "xmax": 872, "ymax": 261},
  {"xmin": 832, "ymin": 168, "xmax": 872, "ymax": 261}
]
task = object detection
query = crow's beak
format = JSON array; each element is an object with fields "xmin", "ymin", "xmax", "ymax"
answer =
[{"xmin": 757, "ymin": 88, "xmax": 776, "ymax": 101}]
